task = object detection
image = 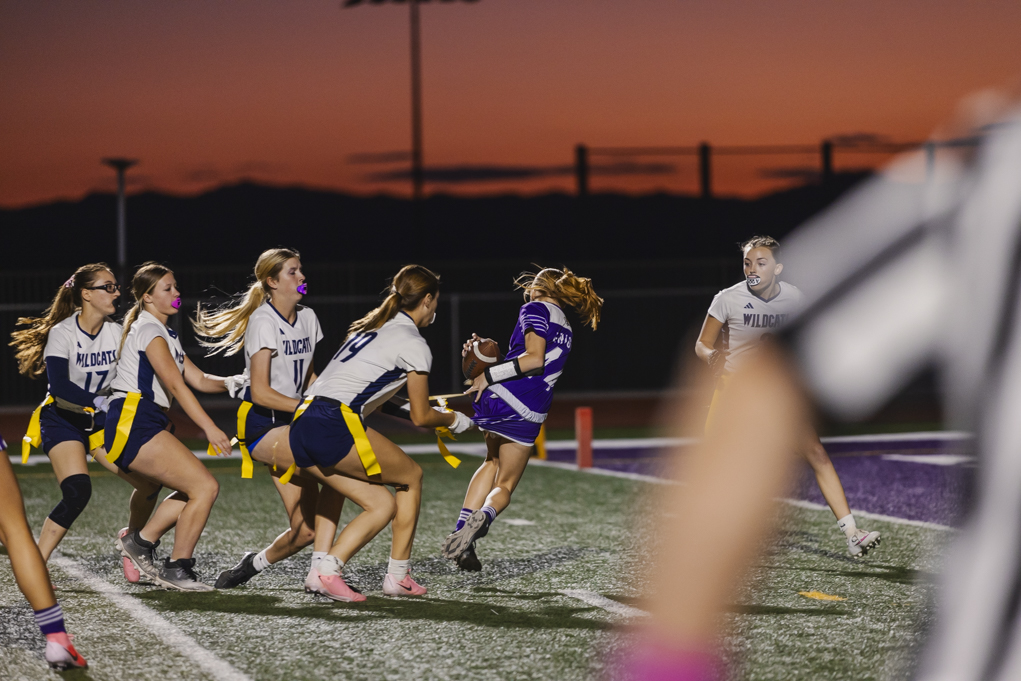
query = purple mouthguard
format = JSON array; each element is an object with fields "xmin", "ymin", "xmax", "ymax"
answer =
[
  {"xmin": 171, "ymin": 296, "xmax": 182, "ymax": 309},
  {"xmin": 297, "ymin": 283, "xmax": 308, "ymax": 295}
]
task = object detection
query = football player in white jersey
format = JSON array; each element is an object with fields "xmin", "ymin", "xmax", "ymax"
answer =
[
  {"xmin": 190, "ymin": 247, "xmax": 346, "ymax": 591},
  {"xmin": 289, "ymin": 265, "xmax": 474, "ymax": 601},
  {"xmin": 10, "ymin": 264, "xmax": 162, "ymax": 574},
  {"xmin": 695, "ymin": 236, "xmax": 880, "ymax": 557},
  {"xmin": 105, "ymin": 262, "xmax": 234, "ymax": 591}
]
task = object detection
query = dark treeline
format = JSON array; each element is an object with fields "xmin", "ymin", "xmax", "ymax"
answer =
[{"xmin": 0, "ymin": 173, "xmax": 870, "ymax": 270}]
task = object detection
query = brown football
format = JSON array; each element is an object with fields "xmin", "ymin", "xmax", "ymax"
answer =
[{"xmin": 462, "ymin": 338, "xmax": 501, "ymax": 380}]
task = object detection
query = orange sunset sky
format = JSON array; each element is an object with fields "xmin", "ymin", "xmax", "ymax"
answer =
[{"xmin": 2, "ymin": 0, "xmax": 1020, "ymax": 207}]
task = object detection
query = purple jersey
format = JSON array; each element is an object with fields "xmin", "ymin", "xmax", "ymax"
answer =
[{"xmin": 485, "ymin": 301, "xmax": 572, "ymax": 421}]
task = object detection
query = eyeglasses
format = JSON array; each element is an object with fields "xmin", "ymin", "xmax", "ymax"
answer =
[{"xmin": 85, "ymin": 284, "xmax": 121, "ymax": 294}]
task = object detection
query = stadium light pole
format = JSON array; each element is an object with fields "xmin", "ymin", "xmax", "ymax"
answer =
[
  {"xmin": 343, "ymin": 0, "xmax": 479, "ymax": 201},
  {"xmin": 102, "ymin": 158, "xmax": 138, "ymax": 283}
]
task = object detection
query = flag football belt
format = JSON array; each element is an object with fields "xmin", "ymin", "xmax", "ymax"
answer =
[
  {"xmin": 23, "ymin": 395, "xmax": 103, "ymax": 463},
  {"xmin": 293, "ymin": 396, "xmax": 381, "ymax": 477},
  {"xmin": 237, "ymin": 401, "xmax": 296, "ymax": 483},
  {"xmin": 105, "ymin": 392, "xmax": 143, "ymax": 464}
]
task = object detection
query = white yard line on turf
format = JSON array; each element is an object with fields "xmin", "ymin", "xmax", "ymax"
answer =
[
  {"xmin": 561, "ymin": 590, "xmax": 648, "ymax": 617},
  {"xmin": 51, "ymin": 555, "xmax": 253, "ymax": 681}
]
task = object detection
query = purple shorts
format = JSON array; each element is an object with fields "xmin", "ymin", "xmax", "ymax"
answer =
[{"xmin": 472, "ymin": 391, "xmax": 544, "ymax": 446}]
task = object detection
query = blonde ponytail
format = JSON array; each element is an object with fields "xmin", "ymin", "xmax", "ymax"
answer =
[
  {"xmin": 347, "ymin": 265, "xmax": 440, "ymax": 339},
  {"xmin": 118, "ymin": 262, "xmax": 173, "ymax": 359},
  {"xmin": 516, "ymin": 266, "xmax": 603, "ymax": 330},
  {"xmin": 10, "ymin": 263, "xmax": 115, "ymax": 377},
  {"xmin": 191, "ymin": 248, "xmax": 299, "ymax": 356}
]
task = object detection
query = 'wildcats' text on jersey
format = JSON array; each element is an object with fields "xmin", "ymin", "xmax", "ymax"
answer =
[
  {"xmin": 243, "ymin": 303, "xmax": 323, "ymax": 402},
  {"xmin": 484, "ymin": 300, "xmax": 573, "ymax": 423},
  {"xmin": 707, "ymin": 281, "xmax": 804, "ymax": 373}
]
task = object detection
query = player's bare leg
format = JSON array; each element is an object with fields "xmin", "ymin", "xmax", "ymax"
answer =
[
  {"xmin": 443, "ymin": 434, "xmax": 531, "ymax": 562},
  {"xmin": 799, "ymin": 433, "xmax": 851, "ymax": 519},
  {"xmin": 0, "ymin": 453, "xmax": 87, "ymax": 669},
  {"xmin": 799, "ymin": 431, "xmax": 880, "ymax": 556}
]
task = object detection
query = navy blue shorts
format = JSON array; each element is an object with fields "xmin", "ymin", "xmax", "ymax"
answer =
[
  {"xmin": 239, "ymin": 403, "xmax": 292, "ymax": 452},
  {"xmin": 288, "ymin": 402, "xmax": 356, "ymax": 469},
  {"xmin": 104, "ymin": 396, "xmax": 171, "ymax": 472},
  {"xmin": 472, "ymin": 392, "xmax": 544, "ymax": 446},
  {"xmin": 39, "ymin": 403, "xmax": 106, "ymax": 454}
]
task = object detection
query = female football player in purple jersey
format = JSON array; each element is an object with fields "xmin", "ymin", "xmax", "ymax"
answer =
[{"xmin": 442, "ymin": 267, "xmax": 603, "ymax": 571}]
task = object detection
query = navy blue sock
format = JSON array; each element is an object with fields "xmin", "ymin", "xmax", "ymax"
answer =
[{"xmin": 34, "ymin": 604, "xmax": 66, "ymax": 636}]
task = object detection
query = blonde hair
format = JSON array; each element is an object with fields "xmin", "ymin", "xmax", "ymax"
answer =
[
  {"xmin": 118, "ymin": 262, "xmax": 174, "ymax": 359},
  {"xmin": 347, "ymin": 264, "xmax": 440, "ymax": 339},
  {"xmin": 191, "ymin": 248, "xmax": 300, "ymax": 356},
  {"xmin": 10, "ymin": 263, "xmax": 115, "ymax": 378},
  {"xmin": 740, "ymin": 235, "xmax": 782, "ymax": 261},
  {"xmin": 515, "ymin": 266, "xmax": 603, "ymax": 330}
]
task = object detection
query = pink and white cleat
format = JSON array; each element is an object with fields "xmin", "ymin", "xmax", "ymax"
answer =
[
  {"xmin": 383, "ymin": 573, "xmax": 427, "ymax": 597},
  {"xmin": 44, "ymin": 633, "xmax": 88, "ymax": 670},
  {"xmin": 118, "ymin": 528, "xmax": 141, "ymax": 583},
  {"xmin": 318, "ymin": 574, "xmax": 367, "ymax": 602}
]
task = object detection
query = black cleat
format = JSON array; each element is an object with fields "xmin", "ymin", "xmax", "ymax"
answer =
[
  {"xmin": 442, "ymin": 509, "xmax": 490, "ymax": 560},
  {"xmin": 215, "ymin": 552, "xmax": 260, "ymax": 589},
  {"xmin": 455, "ymin": 542, "xmax": 482, "ymax": 572}
]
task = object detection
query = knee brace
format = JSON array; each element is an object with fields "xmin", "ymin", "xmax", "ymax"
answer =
[{"xmin": 48, "ymin": 474, "xmax": 92, "ymax": 529}]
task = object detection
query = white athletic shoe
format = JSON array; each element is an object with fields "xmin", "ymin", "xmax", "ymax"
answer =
[{"xmin": 847, "ymin": 529, "xmax": 881, "ymax": 557}]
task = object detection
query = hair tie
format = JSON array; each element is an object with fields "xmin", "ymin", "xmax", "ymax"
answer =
[
  {"xmin": 391, "ymin": 286, "xmax": 401, "ymax": 297},
  {"xmin": 63, "ymin": 277, "xmax": 75, "ymax": 289}
]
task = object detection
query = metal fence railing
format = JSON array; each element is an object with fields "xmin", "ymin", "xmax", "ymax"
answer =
[{"xmin": 1, "ymin": 259, "xmax": 740, "ymax": 406}]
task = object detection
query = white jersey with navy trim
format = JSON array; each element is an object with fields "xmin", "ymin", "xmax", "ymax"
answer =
[
  {"xmin": 306, "ymin": 312, "xmax": 432, "ymax": 415},
  {"xmin": 110, "ymin": 310, "xmax": 186, "ymax": 409},
  {"xmin": 779, "ymin": 110, "xmax": 1021, "ymax": 681},
  {"xmin": 707, "ymin": 281, "xmax": 804, "ymax": 373},
  {"xmin": 242, "ymin": 303, "xmax": 323, "ymax": 402},
  {"xmin": 43, "ymin": 312, "xmax": 122, "ymax": 398}
]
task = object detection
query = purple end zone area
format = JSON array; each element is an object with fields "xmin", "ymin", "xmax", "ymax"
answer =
[{"xmin": 545, "ymin": 434, "xmax": 974, "ymax": 527}]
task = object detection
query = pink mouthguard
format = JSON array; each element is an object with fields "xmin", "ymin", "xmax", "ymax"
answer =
[
  {"xmin": 297, "ymin": 283, "xmax": 308, "ymax": 295},
  {"xmin": 171, "ymin": 297, "xmax": 182, "ymax": 309}
]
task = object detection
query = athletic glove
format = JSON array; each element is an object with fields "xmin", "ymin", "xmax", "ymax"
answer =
[
  {"xmin": 224, "ymin": 372, "xmax": 247, "ymax": 399},
  {"xmin": 447, "ymin": 410, "xmax": 475, "ymax": 434}
]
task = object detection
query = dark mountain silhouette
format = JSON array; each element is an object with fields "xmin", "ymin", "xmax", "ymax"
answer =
[{"xmin": 0, "ymin": 173, "xmax": 870, "ymax": 269}]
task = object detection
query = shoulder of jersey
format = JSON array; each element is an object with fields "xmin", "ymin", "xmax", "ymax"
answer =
[
  {"xmin": 720, "ymin": 281, "xmax": 748, "ymax": 296},
  {"xmin": 297, "ymin": 305, "xmax": 319, "ymax": 323},
  {"xmin": 538, "ymin": 301, "xmax": 570, "ymax": 328},
  {"xmin": 782, "ymin": 282, "xmax": 803, "ymax": 298}
]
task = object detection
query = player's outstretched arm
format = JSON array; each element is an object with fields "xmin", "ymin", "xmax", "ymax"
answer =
[
  {"xmin": 146, "ymin": 338, "xmax": 231, "ymax": 455},
  {"xmin": 642, "ymin": 345, "xmax": 807, "ymax": 657}
]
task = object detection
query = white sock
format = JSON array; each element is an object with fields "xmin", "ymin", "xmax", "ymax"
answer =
[
  {"xmin": 252, "ymin": 549, "xmax": 271, "ymax": 573},
  {"xmin": 837, "ymin": 514, "xmax": 857, "ymax": 539},
  {"xmin": 387, "ymin": 557, "xmax": 410, "ymax": 581},
  {"xmin": 318, "ymin": 555, "xmax": 344, "ymax": 577},
  {"xmin": 311, "ymin": 551, "xmax": 327, "ymax": 571}
]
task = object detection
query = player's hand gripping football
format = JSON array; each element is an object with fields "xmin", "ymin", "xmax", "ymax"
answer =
[{"xmin": 462, "ymin": 333, "xmax": 483, "ymax": 357}]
